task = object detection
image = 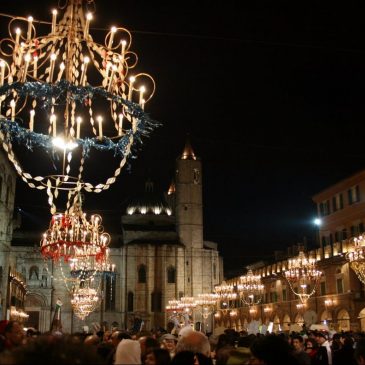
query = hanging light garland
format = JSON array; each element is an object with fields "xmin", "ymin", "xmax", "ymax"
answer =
[{"xmin": 0, "ymin": 0, "xmax": 159, "ymax": 214}]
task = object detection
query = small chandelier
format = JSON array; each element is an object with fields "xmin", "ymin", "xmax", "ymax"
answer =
[
  {"xmin": 284, "ymin": 251, "xmax": 322, "ymax": 303},
  {"xmin": 179, "ymin": 296, "xmax": 196, "ymax": 312},
  {"xmin": 215, "ymin": 281, "xmax": 237, "ymax": 310},
  {"xmin": 195, "ymin": 293, "xmax": 219, "ymax": 319},
  {"xmin": 166, "ymin": 299, "xmax": 182, "ymax": 313},
  {"xmin": 346, "ymin": 235, "xmax": 365, "ymax": 284},
  {"xmin": 71, "ymin": 285, "xmax": 100, "ymax": 320},
  {"xmin": 237, "ymin": 269, "xmax": 264, "ymax": 306}
]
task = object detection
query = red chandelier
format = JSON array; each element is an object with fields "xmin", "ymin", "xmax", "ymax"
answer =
[{"xmin": 40, "ymin": 207, "xmax": 110, "ymax": 262}]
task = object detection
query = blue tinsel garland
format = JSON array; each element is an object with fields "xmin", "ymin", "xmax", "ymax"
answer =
[{"xmin": 0, "ymin": 80, "xmax": 161, "ymax": 159}]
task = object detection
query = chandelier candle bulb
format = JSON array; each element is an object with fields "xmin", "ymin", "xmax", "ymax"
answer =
[
  {"xmin": 118, "ymin": 113, "xmax": 123, "ymax": 135},
  {"xmin": 29, "ymin": 109, "xmax": 35, "ymax": 131},
  {"xmin": 27, "ymin": 17, "xmax": 33, "ymax": 42},
  {"xmin": 97, "ymin": 116, "xmax": 103, "ymax": 139},
  {"xmin": 120, "ymin": 40, "xmax": 126, "ymax": 66},
  {"xmin": 84, "ymin": 13, "xmax": 92, "ymax": 39},
  {"xmin": 14, "ymin": 28, "xmax": 21, "ymax": 50},
  {"xmin": 33, "ymin": 56, "xmax": 38, "ymax": 78},
  {"xmin": 139, "ymin": 86, "xmax": 145, "ymax": 106},
  {"xmin": 22, "ymin": 53, "xmax": 31, "ymax": 82},
  {"xmin": 108, "ymin": 27, "xmax": 117, "ymax": 49},
  {"xmin": 80, "ymin": 57, "xmax": 89, "ymax": 86},
  {"xmin": 76, "ymin": 116, "xmax": 82, "ymax": 138},
  {"xmin": 10, "ymin": 99, "xmax": 15, "ymax": 121},
  {"xmin": 49, "ymin": 53, "xmax": 57, "ymax": 82},
  {"xmin": 128, "ymin": 76, "xmax": 135, "ymax": 101},
  {"xmin": 57, "ymin": 62, "xmax": 65, "ymax": 82},
  {"xmin": 51, "ymin": 9, "xmax": 58, "ymax": 34}
]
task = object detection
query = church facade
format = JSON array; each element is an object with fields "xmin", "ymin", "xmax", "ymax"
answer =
[{"xmin": 0, "ymin": 142, "xmax": 223, "ymax": 333}]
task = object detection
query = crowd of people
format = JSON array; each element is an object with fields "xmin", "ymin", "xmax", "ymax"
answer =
[{"xmin": 1, "ymin": 319, "xmax": 365, "ymax": 364}]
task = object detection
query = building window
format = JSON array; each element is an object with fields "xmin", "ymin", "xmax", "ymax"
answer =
[
  {"xmin": 319, "ymin": 200, "xmax": 330, "ymax": 216},
  {"xmin": 337, "ymin": 278, "xmax": 344, "ymax": 294},
  {"xmin": 360, "ymin": 222, "xmax": 365, "ymax": 234},
  {"xmin": 348, "ymin": 185, "xmax": 360, "ymax": 205},
  {"xmin": 179, "ymin": 291, "xmax": 184, "ymax": 299},
  {"xmin": 29, "ymin": 266, "xmax": 39, "ymax": 280},
  {"xmin": 269, "ymin": 292, "xmax": 277, "ymax": 303},
  {"xmin": 213, "ymin": 263, "xmax": 216, "ymax": 280},
  {"xmin": 105, "ymin": 275, "xmax": 116, "ymax": 311},
  {"xmin": 151, "ymin": 292, "xmax": 162, "ymax": 312},
  {"xmin": 127, "ymin": 292, "xmax": 134, "ymax": 312},
  {"xmin": 138, "ymin": 265, "xmax": 147, "ymax": 283},
  {"xmin": 332, "ymin": 193, "xmax": 344, "ymax": 212},
  {"xmin": 167, "ymin": 266, "xmax": 176, "ymax": 284},
  {"xmin": 320, "ymin": 281, "xmax": 326, "ymax": 296}
]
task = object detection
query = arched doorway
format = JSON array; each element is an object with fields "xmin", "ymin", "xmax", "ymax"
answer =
[
  {"xmin": 359, "ymin": 308, "xmax": 365, "ymax": 331},
  {"xmin": 24, "ymin": 293, "xmax": 48, "ymax": 332},
  {"xmin": 294, "ymin": 313, "xmax": 304, "ymax": 326},
  {"xmin": 337, "ymin": 309, "xmax": 350, "ymax": 332},
  {"xmin": 283, "ymin": 314, "xmax": 291, "ymax": 332},
  {"xmin": 320, "ymin": 309, "xmax": 332, "ymax": 325},
  {"xmin": 273, "ymin": 315, "xmax": 280, "ymax": 333}
]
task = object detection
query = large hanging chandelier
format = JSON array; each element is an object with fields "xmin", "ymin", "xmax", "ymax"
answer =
[
  {"xmin": 0, "ymin": 0, "xmax": 158, "ymax": 214},
  {"xmin": 284, "ymin": 251, "xmax": 322, "ymax": 303},
  {"xmin": 346, "ymin": 234, "xmax": 365, "ymax": 284},
  {"xmin": 237, "ymin": 269, "xmax": 264, "ymax": 306}
]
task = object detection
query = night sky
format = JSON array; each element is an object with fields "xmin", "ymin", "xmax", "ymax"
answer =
[{"xmin": 2, "ymin": 1, "xmax": 365, "ymax": 278}]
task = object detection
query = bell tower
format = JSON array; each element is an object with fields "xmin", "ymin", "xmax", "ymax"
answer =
[
  {"xmin": 175, "ymin": 139, "xmax": 203, "ymax": 249},
  {"xmin": 175, "ymin": 139, "xmax": 204, "ymax": 296}
]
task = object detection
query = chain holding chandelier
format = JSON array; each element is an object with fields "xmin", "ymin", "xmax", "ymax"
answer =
[
  {"xmin": 346, "ymin": 234, "xmax": 365, "ymax": 284},
  {"xmin": 237, "ymin": 269, "xmax": 264, "ymax": 306},
  {"xmin": 0, "ymin": 0, "xmax": 158, "ymax": 214},
  {"xmin": 284, "ymin": 251, "xmax": 322, "ymax": 303}
]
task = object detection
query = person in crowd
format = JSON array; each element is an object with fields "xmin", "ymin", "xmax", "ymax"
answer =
[
  {"xmin": 175, "ymin": 330, "xmax": 211, "ymax": 358},
  {"xmin": 115, "ymin": 338, "xmax": 141, "ymax": 365},
  {"xmin": 305, "ymin": 337, "xmax": 318, "ymax": 361},
  {"xmin": 249, "ymin": 334, "xmax": 300, "ymax": 365},
  {"xmin": 313, "ymin": 331, "xmax": 332, "ymax": 365},
  {"xmin": 1, "ymin": 321, "xmax": 24, "ymax": 351},
  {"xmin": 291, "ymin": 334, "xmax": 311, "ymax": 365},
  {"xmin": 355, "ymin": 338, "xmax": 365, "ymax": 365},
  {"xmin": 171, "ymin": 350, "xmax": 212, "ymax": 365},
  {"xmin": 0, "ymin": 334, "xmax": 103, "ymax": 365},
  {"xmin": 160, "ymin": 333, "xmax": 178, "ymax": 359},
  {"xmin": 139, "ymin": 335, "xmax": 160, "ymax": 363},
  {"xmin": 145, "ymin": 348, "xmax": 171, "ymax": 365},
  {"xmin": 333, "ymin": 333, "xmax": 356, "ymax": 365}
]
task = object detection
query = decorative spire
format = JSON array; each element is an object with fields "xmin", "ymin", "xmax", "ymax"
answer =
[
  {"xmin": 167, "ymin": 180, "xmax": 176, "ymax": 195},
  {"xmin": 181, "ymin": 137, "xmax": 196, "ymax": 160}
]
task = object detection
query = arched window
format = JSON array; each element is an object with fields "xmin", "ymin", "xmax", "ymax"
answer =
[
  {"xmin": 127, "ymin": 292, "xmax": 134, "ymax": 312},
  {"xmin": 29, "ymin": 266, "xmax": 39, "ymax": 280},
  {"xmin": 138, "ymin": 265, "xmax": 147, "ymax": 283},
  {"xmin": 167, "ymin": 266, "xmax": 176, "ymax": 284},
  {"xmin": 213, "ymin": 263, "xmax": 217, "ymax": 280},
  {"xmin": 151, "ymin": 292, "xmax": 162, "ymax": 312}
]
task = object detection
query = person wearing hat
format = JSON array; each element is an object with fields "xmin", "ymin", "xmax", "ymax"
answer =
[
  {"xmin": 313, "ymin": 331, "xmax": 332, "ymax": 365},
  {"xmin": 160, "ymin": 333, "xmax": 178, "ymax": 359}
]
